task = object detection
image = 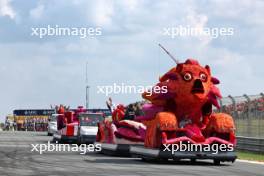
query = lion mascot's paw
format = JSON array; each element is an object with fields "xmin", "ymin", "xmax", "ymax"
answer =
[
  {"xmin": 205, "ymin": 113, "xmax": 236, "ymax": 144},
  {"xmin": 145, "ymin": 112, "xmax": 178, "ymax": 148},
  {"xmin": 206, "ymin": 113, "xmax": 235, "ymax": 133}
]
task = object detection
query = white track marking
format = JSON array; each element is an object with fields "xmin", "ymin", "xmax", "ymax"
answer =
[{"xmin": 237, "ymin": 159, "xmax": 264, "ymax": 165}]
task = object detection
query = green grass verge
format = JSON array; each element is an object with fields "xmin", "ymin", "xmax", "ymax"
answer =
[
  {"xmin": 237, "ymin": 150, "xmax": 264, "ymax": 162},
  {"xmin": 235, "ymin": 119, "xmax": 264, "ymax": 138}
]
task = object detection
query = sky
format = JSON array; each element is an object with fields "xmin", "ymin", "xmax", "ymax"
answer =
[{"xmin": 0, "ymin": 0, "xmax": 263, "ymax": 122}]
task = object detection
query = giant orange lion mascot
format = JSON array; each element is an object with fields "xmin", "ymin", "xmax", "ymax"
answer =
[{"xmin": 97, "ymin": 59, "xmax": 236, "ymax": 149}]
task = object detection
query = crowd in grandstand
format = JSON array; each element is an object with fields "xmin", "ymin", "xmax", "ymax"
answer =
[{"xmin": 5, "ymin": 117, "xmax": 48, "ymax": 131}]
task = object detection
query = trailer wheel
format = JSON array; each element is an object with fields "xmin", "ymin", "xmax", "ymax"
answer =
[
  {"xmin": 173, "ymin": 158, "xmax": 180, "ymax": 163},
  {"xmin": 190, "ymin": 159, "xmax": 196, "ymax": 164},
  {"xmin": 141, "ymin": 157, "xmax": 153, "ymax": 162},
  {"xmin": 141, "ymin": 157, "xmax": 147, "ymax": 162},
  {"xmin": 214, "ymin": 159, "xmax": 221, "ymax": 165},
  {"xmin": 52, "ymin": 137, "xmax": 59, "ymax": 143},
  {"xmin": 159, "ymin": 158, "xmax": 168, "ymax": 162},
  {"xmin": 141, "ymin": 157, "xmax": 157, "ymax": 162}
]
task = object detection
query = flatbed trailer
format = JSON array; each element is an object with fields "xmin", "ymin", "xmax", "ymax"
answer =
[
  {"xmin": 130, "ymin": 145, "xmax": 237, "ymax": 165},
  {"xmin": 96, "ymin": 142, "xmax": 237, "ymax": 165},
  {"xmin": 96, "ymin": 142, "xmax": 131, "ymax": 157}
]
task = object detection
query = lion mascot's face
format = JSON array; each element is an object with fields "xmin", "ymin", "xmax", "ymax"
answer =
[
  {"xmin": 143, "ymin": 59, "xmax": 221, "ymax": 109},
  {"xmin": 173, "ymin": 59, "xmax": 212, "ymax": 105}
]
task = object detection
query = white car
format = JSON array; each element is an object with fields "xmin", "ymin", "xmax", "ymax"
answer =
[
  {"xmin": 47, "ymin": 114, "xmax": 58, "ymax": 136},
  {"xmin": 78, "ymin": 113, "xmax": 104, "ymax": 144}
]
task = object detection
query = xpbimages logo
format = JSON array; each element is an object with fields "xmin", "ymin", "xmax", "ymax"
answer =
[
  {"xmin": 31, "ymin": 25, "xmax": 102, "ymax": 39},
  {"xmin": 97, "ymin": 83, "xmax": 168, "ymax": 96},
  {"xmin": 162, "ymin": 25, "xmax": 234, "ymax": 39},
  {"xmin": 163, "ymin": 142, "xmax": 234, "ymax": 154},
  {"xmin": 31, "ymin": 141, "xmax": 101, "ymax": 155}
]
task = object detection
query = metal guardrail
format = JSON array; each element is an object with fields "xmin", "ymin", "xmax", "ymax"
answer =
[{"xmin": 236, "ymin": 136, "xmax": 264, "ymax": 153}]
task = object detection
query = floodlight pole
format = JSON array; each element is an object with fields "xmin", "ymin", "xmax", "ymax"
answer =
[{"xmin": 86, "ymin": 62, "xmax": 90, "ymax": 109}]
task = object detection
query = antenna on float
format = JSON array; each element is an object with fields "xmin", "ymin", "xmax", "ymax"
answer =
[{"xmin": 158, "ymin": 43, "xmax": 179, "ymax": 65}]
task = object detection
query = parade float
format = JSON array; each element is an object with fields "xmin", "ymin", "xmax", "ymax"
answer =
[
  {"xmin": 96, "ymin": 45, "xmax": 237, "ymax": 164},
  {"xmin": 53, "ymin": 105, "xmax": 85, "ymax": 143},
  {"xmin": 53, "ymin": 105, "xmax": 107, "ymax": 144}
]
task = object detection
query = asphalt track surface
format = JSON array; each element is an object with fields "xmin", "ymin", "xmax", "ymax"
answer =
[{"xmin": 0, "ymin": 131, "xmax": 263, "ymax": 176}]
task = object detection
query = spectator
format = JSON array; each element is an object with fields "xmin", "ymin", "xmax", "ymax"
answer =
[
  {"xmin": 124, "ymin": 104, "xmax": 136, "ymax": 120},
  {"xmin": 13, "ymin": 120, "xmax": 17, "ymax": 131}
]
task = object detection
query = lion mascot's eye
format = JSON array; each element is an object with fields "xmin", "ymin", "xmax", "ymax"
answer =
[
  {"xmin": 183, "ymin": 72, "xmax": 192, "ymax": 81},
  {"xmin": 200, "ymin": 72, "xmax": 207, "ymax": 82}
]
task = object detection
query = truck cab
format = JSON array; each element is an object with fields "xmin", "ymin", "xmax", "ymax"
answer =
[
  {"xmin": 47, "ymin": 114, "xmax": 58, "ymax": 136},
  {"xmin": 78, "ymin": 113, "xmax": 104, "ymax": 144}
]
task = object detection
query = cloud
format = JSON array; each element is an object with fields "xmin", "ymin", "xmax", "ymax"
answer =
[
  {"xmin": 29, "ymin": 3, "xmax": 44, "ymax": 19},
  {"xmin": 120, "ymin": 0, "xmax": 139, "ymax": 11},
  {"xmin": 183, "ymin": 10, "xmax": 211, "ymax": 46},
  {"xmin": 93, "ymin": 0, "xmax": 114, "ymax": 26},
  {"xmin": 0, "ymin": 0, "xmax": 15, "ymax": 19}
]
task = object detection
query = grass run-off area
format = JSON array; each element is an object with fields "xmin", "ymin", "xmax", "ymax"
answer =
[{"xmin": 237, "ymin": 150, "xmax": 264, "ymax": 162}]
